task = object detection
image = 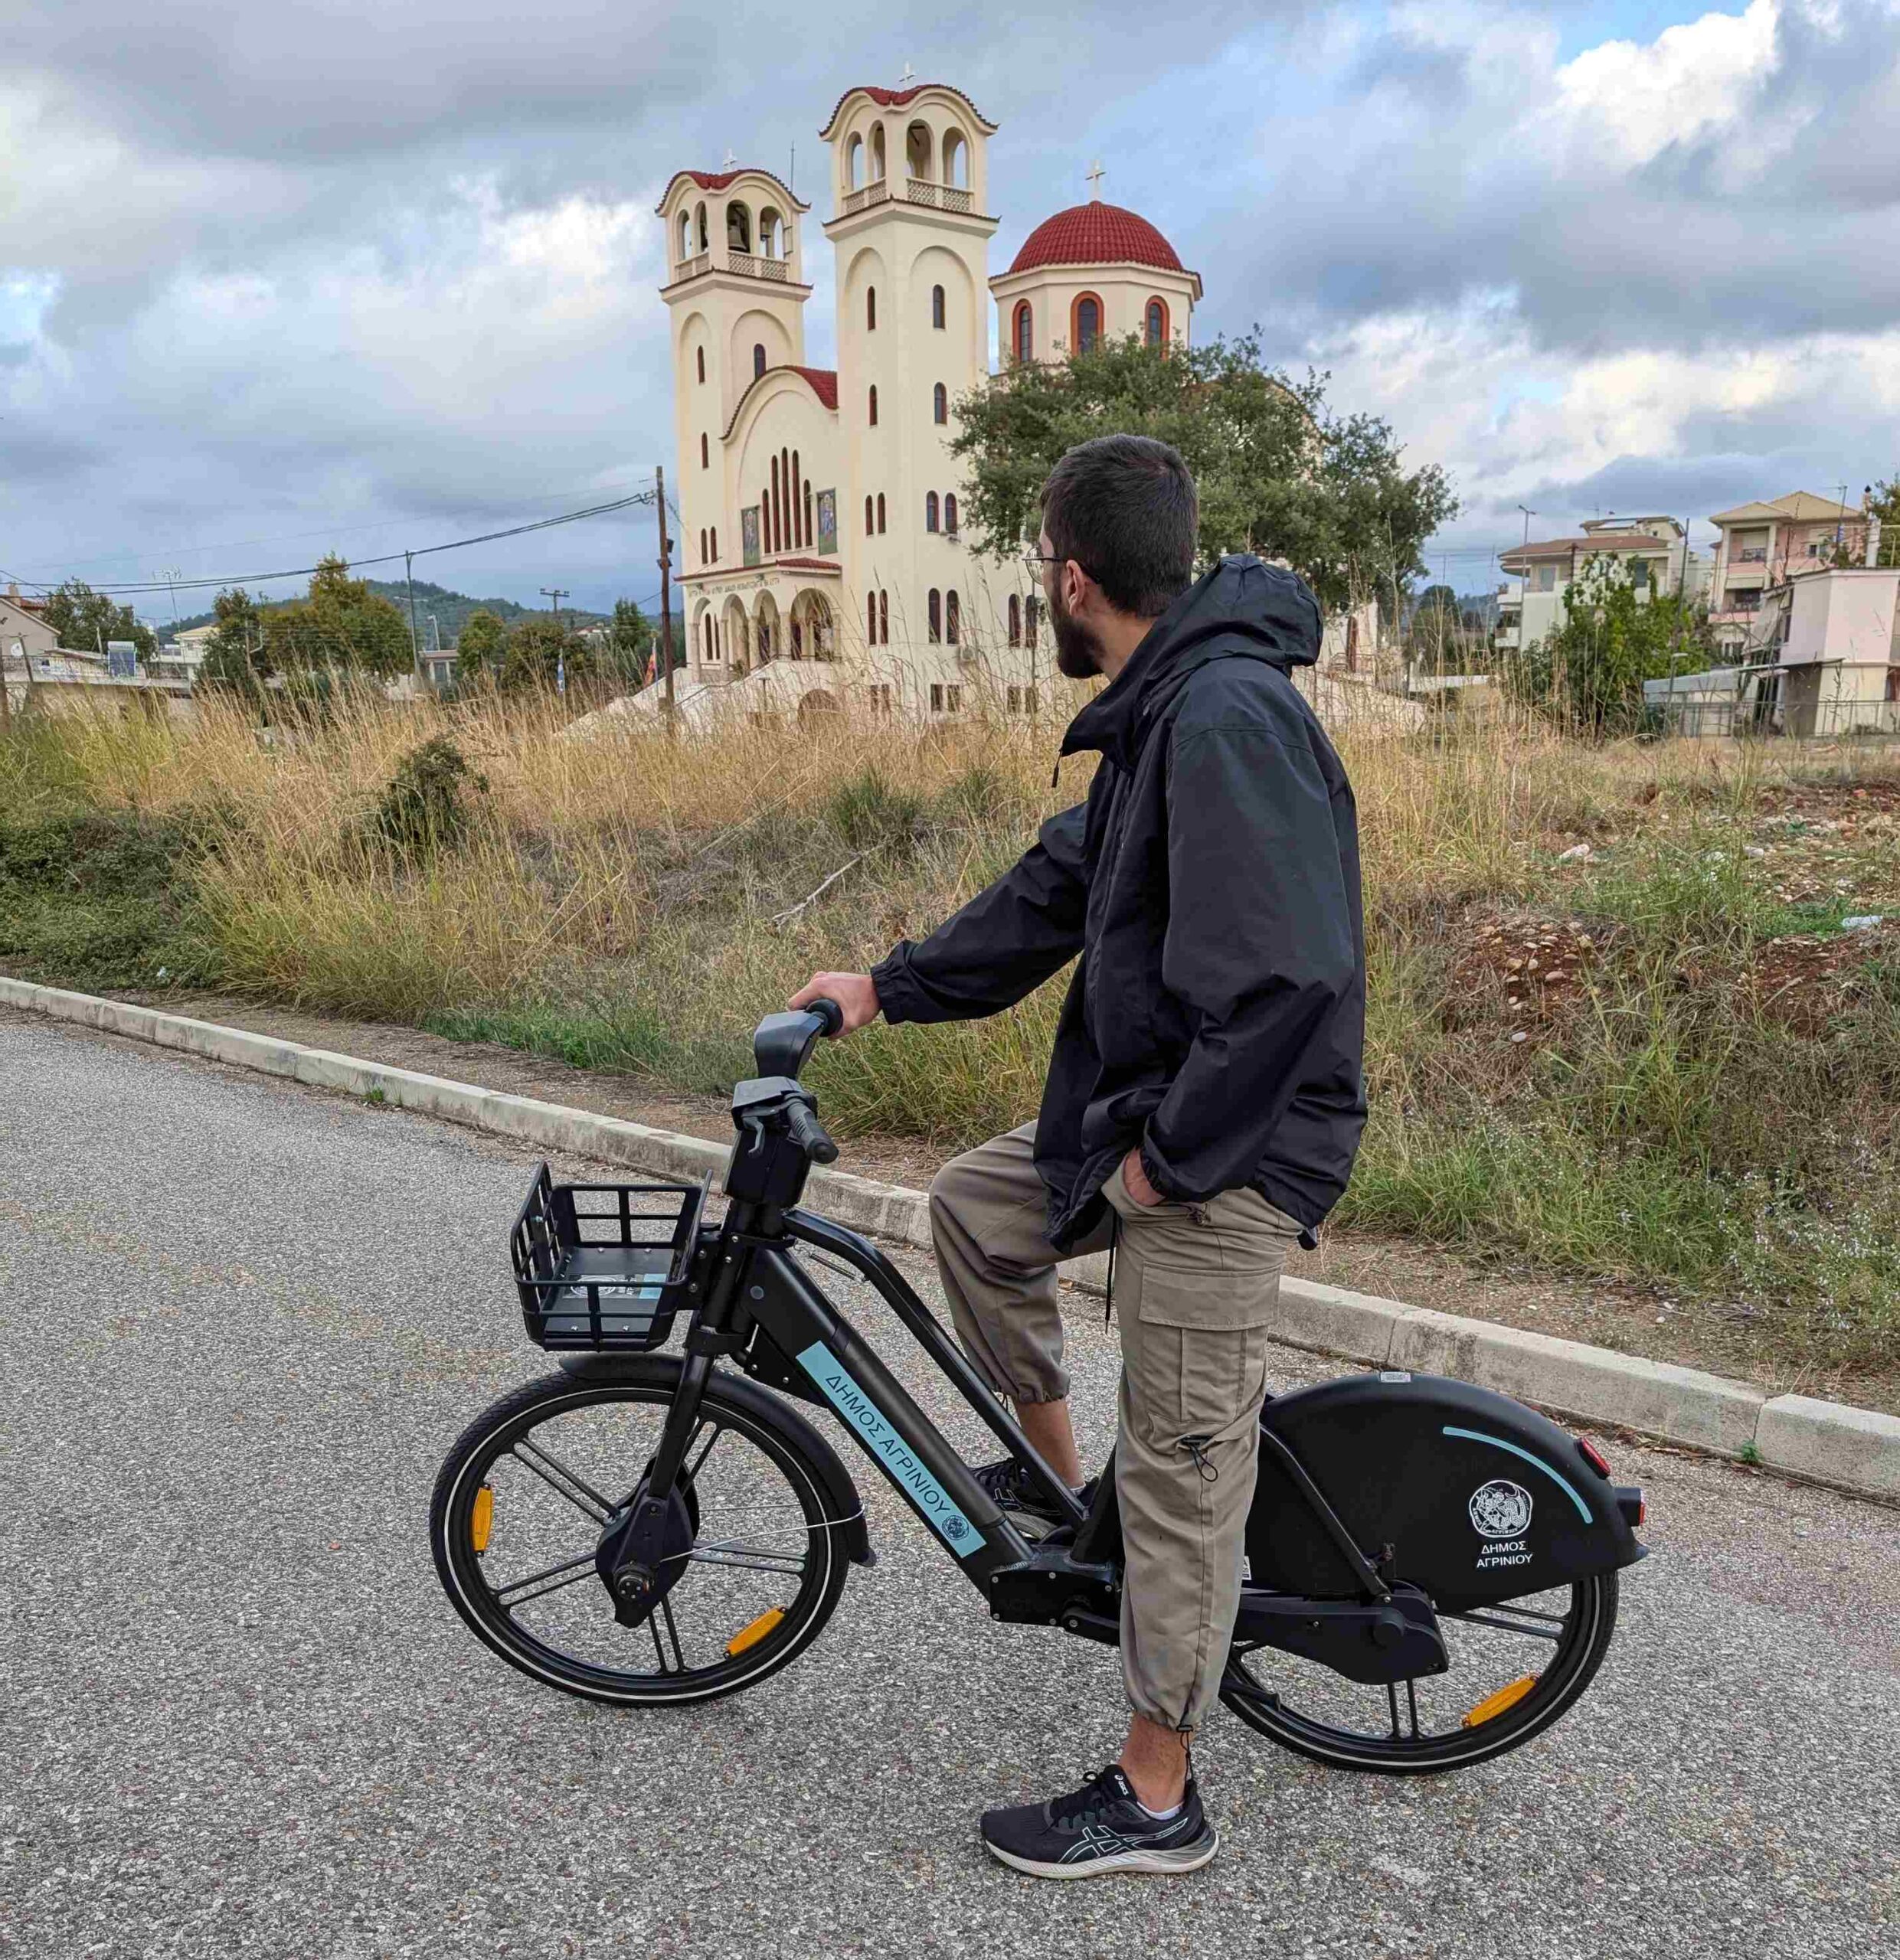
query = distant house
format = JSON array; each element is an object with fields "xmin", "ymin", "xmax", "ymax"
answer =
[
  {"xmin": 1706, "ymin": 492, "xmax": 1869, "ymax": 656},
  {"xmin": 1496, "ymin": 516, "xmax": 1706, "ymax": 656},
  {"xmin": 2, "ymin": 586, "xmax": 61, "ymax": 665},
  {"xmin": 1742, "ymin": 564, "xmax": 1900, "ymax": 737}
]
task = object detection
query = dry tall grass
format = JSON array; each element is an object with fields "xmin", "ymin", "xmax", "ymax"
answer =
[{"xmin": 7, "ymin": 681, "xmax": 1899, "ymax": 1369}]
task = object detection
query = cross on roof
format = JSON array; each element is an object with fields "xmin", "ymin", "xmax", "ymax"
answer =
[
  {"xmin": 1085, "ymin": 160, "xmax": 1105, "ymax": 200},
  {"xmin": 721, "ymin": 146, "xmax": 738, "ymax": 169},
  {"xmin": 898, "ymin": 61, "xmax": 915, "ymax": 86}
]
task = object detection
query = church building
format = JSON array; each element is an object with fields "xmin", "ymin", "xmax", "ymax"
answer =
[{"xmin": 652, "ymin": 78, "xmax": 1202, "ymax": 722}]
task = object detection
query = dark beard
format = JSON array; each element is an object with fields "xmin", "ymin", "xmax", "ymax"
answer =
[{"xmin": 1050, "ymin": 586, "xmax": 1104, "ymax": 679}]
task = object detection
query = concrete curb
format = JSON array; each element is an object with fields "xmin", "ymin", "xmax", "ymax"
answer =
[{"xmin": 6, "ymin": 973, "xmax": 1896, "ymax": 1504}]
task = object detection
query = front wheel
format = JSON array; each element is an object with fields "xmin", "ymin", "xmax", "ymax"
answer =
[
  {"xmin": 430, "ymin": 1363, "xmax": 850, "ymax": 1705},
  {"xmin": 1221, "ymin": 1572, "xmax": 1619, "ymax": 1772}
]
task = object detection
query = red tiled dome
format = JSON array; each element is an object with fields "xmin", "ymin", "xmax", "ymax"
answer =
[{"xmin": 1009, "ymin": 201, "xmax": 1182, "ymax": 276}]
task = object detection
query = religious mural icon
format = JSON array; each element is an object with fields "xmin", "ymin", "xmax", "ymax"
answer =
[
  {"xmin": 816, "ymin": 489, "xmax": 837, "ymax": 556},
  {"xmin": 741, "ymin": 506, "xmax": 760, "ymax": 568}
]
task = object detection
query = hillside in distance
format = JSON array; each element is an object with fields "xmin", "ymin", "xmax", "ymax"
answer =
[{"xmin": 166, "ymin": 579, "xmax": 610, "ymax": 644}]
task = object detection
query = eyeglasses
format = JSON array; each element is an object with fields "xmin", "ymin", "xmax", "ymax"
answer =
[{"xmin": 1022, "ymin": 551, "xmax": 1092, "ymax": 581}]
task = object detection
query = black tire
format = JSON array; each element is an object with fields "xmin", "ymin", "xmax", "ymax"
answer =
[
  {"xmin": 430, "ymin": 1363, "xmax": 850, "ymax": 1706},
  {"xmin": 1221, "ymin": 1572, "xmax": 1620, "ymax": 1773}
]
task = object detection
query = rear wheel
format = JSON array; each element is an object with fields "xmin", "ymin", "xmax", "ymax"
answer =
[
  {"xmin": 430, "ymin": 1364, "xmax": 850, "ymax": 1705},
  {"xmin": 1221, "ymin": 1573, "xmax": 1619, "ymax": 1772}
]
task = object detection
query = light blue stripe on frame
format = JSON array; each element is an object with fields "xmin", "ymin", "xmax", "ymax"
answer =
[{"xmin": 1442, "ymin": 1426, "xmax": 1593, "ymax": 1521}]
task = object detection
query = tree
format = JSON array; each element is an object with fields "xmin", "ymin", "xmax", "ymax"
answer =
[
  {"xmin": 456, "ymin": 608, "xmax": 507, "ymax": 685},
  {"xmin": 607, "ymin": 598, "xmax": 656, "ymax": 684},
  {"xmin": 196, "ymin": 588, "xmax": 268, "ymax": 695},
  {"xmin": 41, "ymin": 580, "xmax": 156, "ymax": 663},
  {"xmin": 499, "ymin": 612, "xmax": 598, "ymax": 694},
  {"xmin": 260, "ymin": 556, "xmax": 411, "ymax": 680},
  {"xmin": 948, "ymin": 330, "xmax": 1457, "ymax": 612},
  {"xmin": 1405, "ymin": 584, "xmax": 1475, "ymax": 672},
  {"xmin": 1502, "ymin": 554, "xmax": 1710, "ymax": 735},
  {"xmin": 1867, "ymin": 476, "xmax": 1900, "ymax": 567}
]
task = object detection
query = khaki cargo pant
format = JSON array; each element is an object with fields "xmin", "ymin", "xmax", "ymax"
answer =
[{"xmin": 929, "ymin": 1122, "xmax": 1302, "ymax": 1733}]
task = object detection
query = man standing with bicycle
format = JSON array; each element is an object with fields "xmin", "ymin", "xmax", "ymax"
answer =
[{"xmin": 793, "ymin": 433, "xmax": 1365, "ymax": 1878}]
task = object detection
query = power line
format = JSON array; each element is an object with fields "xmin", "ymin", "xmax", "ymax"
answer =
[{"xmin": 11, "ymin": 488, "xmax": 661, "ymax": 599}]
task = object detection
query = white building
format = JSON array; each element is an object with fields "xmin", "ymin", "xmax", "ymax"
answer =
[
  {"xmin": 1495, "ymin": 516, "xmax": 1706, "ymax": 656},
  {"xmin": 646, "ymin": 79, "xmax": 1202, "ymax": 725},
  {"xmin": 1706, "ymin": 492, "xmax": 1869, "ymax": 656}
]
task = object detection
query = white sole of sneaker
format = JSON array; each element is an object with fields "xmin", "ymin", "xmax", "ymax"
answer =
[{"xmin": 983, "ymin": 1830, "xmax": 1220, "ymax": 1880}]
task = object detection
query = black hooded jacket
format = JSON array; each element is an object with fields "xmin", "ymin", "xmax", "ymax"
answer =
[{"xmin": 871, "ymin": 554, "xmax": 1367, "ymax": 1253}]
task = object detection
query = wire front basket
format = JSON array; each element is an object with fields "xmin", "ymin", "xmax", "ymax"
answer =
[{"xmin": 511, "ymin": 1163, "xmax": 708, "ymax": 1351}]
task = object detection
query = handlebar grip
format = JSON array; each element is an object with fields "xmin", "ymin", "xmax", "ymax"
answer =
[
  {"xmin": 786, "ymin": 1101, "xmax": 839, "ymax": 1165},
  {"xmin": 806, "ymin": 997, "xmax": 845, "ymax": 1037}
]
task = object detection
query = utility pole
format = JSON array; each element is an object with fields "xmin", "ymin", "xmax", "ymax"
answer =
[
  {"xmin": 540, "ymin": 588, "xmax": 571, "ymax": 698},
  {"xmin": 656, "ymin": 465, "xmax": 675, "ymax": 720},
  {"xmin": 404, "ymin": 550, "xmax": 423, "ymax": 685}
]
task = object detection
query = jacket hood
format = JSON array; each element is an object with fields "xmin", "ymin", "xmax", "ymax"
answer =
[{"xmin": 1061, "ymin": 554, "xmax": 1323, "ymax": 767}]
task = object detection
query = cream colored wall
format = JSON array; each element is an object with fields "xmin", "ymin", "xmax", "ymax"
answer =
[{"xmin": 993, "ymin": 265, "xmax": 1196, "ymax": 361}]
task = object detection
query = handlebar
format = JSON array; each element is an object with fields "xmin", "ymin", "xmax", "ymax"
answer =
[
  {"xmin": 786, "ymin": 1100, "xmax": 839, "ymax": 1165},
  {"xmin": 751, "ymin": 998, "xmax": 844, "ymax": 1080}
]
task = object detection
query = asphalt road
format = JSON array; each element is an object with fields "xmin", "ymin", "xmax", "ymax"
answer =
[{"xmin": 3, "ymin": 1008, "xmax": 1896, "ymax": 1960}]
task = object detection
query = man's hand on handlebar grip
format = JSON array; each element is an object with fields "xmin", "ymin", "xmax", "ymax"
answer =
[{"xmin": 788, "ymin": 972, "xmax": 881, "ymax": 1035}]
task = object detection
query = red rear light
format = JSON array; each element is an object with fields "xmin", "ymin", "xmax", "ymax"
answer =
[{"xmin": 1575, "ymin": 1435, "xmax": 1613, "ymax": 1478}]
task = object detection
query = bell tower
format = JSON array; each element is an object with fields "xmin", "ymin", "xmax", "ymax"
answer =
[
  {"xmin": 656, "ymin": 167, "xmax": 813, "ymax": 585},
  {"xmin": 819, "ymin": 83, "xmax": 998, "ymax": 655}
]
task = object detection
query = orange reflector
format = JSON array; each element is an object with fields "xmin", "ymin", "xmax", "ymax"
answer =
[
  {"xmin": 471, "ymin": 1485, "xmax": 494, "ymax": 1554},
  {"xmin": 1463, "ymin": 1676, "xmax": 1538, "ymax": 1728},
  {"xmin": 724, "ymin": 1608, "xmax": 786, "ymax": 1658}
]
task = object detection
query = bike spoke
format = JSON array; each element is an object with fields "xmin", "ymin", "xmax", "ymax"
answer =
[
  {"xmin": 685, "ymin": 1421, "xmax": 724, "ymax": 1484},
  {"xmin": 511, "ymin": 1438, "xmax": 613, "ymax": 1521},
  {"xmin": 1387, "ymin": 1681, "xmax": 1401, "ymax": 1740},
  {"xmin": 1445, "ymin": 1607, "xmax": 1567, "ymax": 1645},
  {"xmin": 651, "ymin": 1595, "xmax": 686, "ymax": 1675},
  {"xmin": 683, "ymin": 1540, "xmax": 808, "ymax": 1575},
  {"xmin": 495, "ymin": 1550, "xmax": 599, "ymax": 1607},
  {"xmin": 1406, "ymin": 1677, "xmax": 1421, "ymax": 1740}
]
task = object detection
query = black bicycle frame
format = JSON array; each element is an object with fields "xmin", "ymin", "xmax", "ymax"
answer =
[{"xmin": 633, "ymin": 1188, "xmax": 1107, "ymax": 1601}]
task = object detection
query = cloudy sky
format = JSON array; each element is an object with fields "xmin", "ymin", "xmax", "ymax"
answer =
[{"xmin": 4, "ymin": 0, "xmax": 1898, "ymax": 622}]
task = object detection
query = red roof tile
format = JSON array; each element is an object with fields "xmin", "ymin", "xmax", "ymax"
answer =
[
  {"xmin": 656, "ymin": 167, "xmax": 806, "ymax": 214},
  {"xmin": 1009, "ymin": 201, "xmax": 1182, "ymax": 276},
  {"xmin": 818, "ymin": 82, "xmax": 996, "ymax": 139},
  {"xmin": 718, "ymin": 364, "xmax": 839, "ymax": 442}
]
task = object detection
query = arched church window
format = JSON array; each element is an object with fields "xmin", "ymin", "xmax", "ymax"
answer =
[
  {"xmin": 700, "ymin": 433, "xmax": 708, "ymax": 469},
  {"xmin": 906, "ymin": 121, "xmax": 932, "ymax": 181},
  {"xmin": 865, "ymin": 495, "xmax": 874, "ymax": 535},
  {"xmin": 1025, "ymin": 594, "xmax": 1042, "ymax": 645},
  {"xmin": 1012, "ymin": 302, "xmax": 1032, "ymax": 365},
  {"xmin": 1008, "ymin": 594, "xmax": 1022, "ymax": 646},
  {"xmin": 711, "ymin": 527, "xmax": 718, "ymax": 560},
  {"xmin": 792, "ymin": 448, "xmax": 802, "ymax": 545},
  {"xmin": 754, "ymin": 343, "xmax": 766, "ymax": 379},
  {"xmin": 1145, "ymin": 298, "xmax": 1169, "ymax": 348},
  {"xmin": 867, "ymin": 593, "xmax": 877, "ymax": 644},
  {"xmin": 866, "ymin": 287, "xmax": 876, "ymax": 332},
  {"xmin": 927, "ymin": 590, "xmax": 942, "ymax": 642},
  {"xmin": 699, "ymin": 529, "xmax": 707, "ymax": 564},
  {"xmin": 878, "ymin": 591, "xmax": 888, "ymax": 643},
  {"xmin": 943, "ymin": 129, "xmax": 968, "ymax": 189},
  {"xmin": 1074, "ymin": 295, "xmax": 1101, "ymax": 354},
  {"xmin": 726, "ymin": 203, "xmax": 751, "ymax": 254},
  {"xmin": 925, "ymin": 492, "xmax": 939, "ymax": 534},
  {"xmin": 868, "ymin": 385, "xmax": 878, "ymax": 426},
  {"xmin": 931, "ymin": 285, "xmax": 945, "ymax": 330},
  {"xmin": 804, "ymin": 482, "xmax": 814, "ymax": 549},
  {"xmin": 872, "ymin": 126, "xmax": 886, "ymax": 181},
  {"xmin": 933, "ymin": 383, "xmax": 947, "ymax": 425},
  {"xmin": 876, "ymin": 493, "xmax": 886, "ymax": 534},
  {"xmin": 696, "ymin": 347, "xmax": 705, "ymax": 384},
  {"xmin": 944, "ymin": 494, "xmax": 958, "ymax": 536},
  {"xmin": 946, "ymin": 590, "xmax": 960, "ymax": 645},
  {"xmin": 676, "ymin": 211, "xmax": 691, "ymax": 262},
  {"xmin": 846, "ymin": 135, "xmax": 864, "ymax": 191},
  {"xmin": 695, "ymin": 202, "xmax": 708, "ymax": 253}
]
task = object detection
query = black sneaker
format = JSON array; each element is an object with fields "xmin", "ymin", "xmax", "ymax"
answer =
[
  {"xmin": 972, "ymin": 1458, "xmax": 1092, "ymax": 1534},
  {"xmin": 980, "ymin": 1764, "xmax": 1218, "ymax": 1879}
]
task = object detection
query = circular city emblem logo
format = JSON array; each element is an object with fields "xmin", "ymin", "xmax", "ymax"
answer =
[
  {"xmin": 1468, "ymin": 1478, "xmax": 1534, "ymax": 1539},
  {"xmin": 943, "ymin": 1515, "xmax": 969, "ymax": 1541}
]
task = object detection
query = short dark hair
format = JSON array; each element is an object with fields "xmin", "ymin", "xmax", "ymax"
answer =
[{"xmin": 1038, "ymin": 434, "xmax": 1198, "ymax": 618}]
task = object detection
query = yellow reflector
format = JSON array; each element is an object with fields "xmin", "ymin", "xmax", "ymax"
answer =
[
  {"xmin": 471, "ymin": 1485, "xmax": 494, "ymax": 1554},
  {"xmin": 1463, "ymin": 1676, "xmax": 1538, "ymax": 1728},
  {"xmin": 724, "ymin": 1608, "xmax": 786, "ymax": 1658}
]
